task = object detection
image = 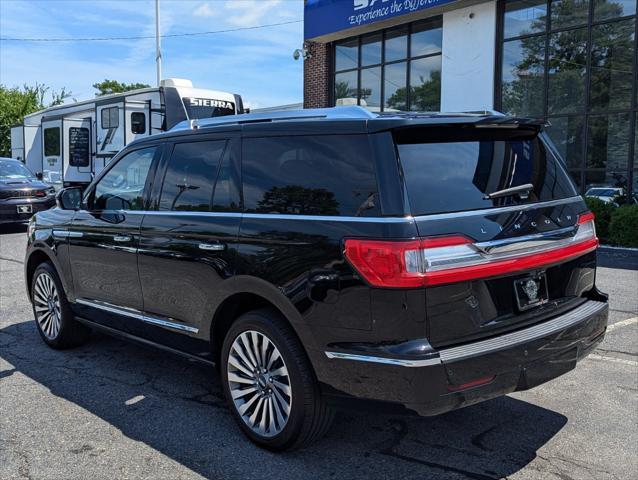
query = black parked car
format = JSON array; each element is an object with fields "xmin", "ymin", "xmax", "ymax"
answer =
[
  {"xmin": 1, "ymin": 157, "xmax": 56, "ymax": 224},
  {"xmin": 24, "ymin": 107, "xmax": 608, "ymax": 450}
]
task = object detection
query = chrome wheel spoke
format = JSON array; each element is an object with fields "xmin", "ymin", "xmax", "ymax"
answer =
[
  {"xmin": 239, "ymin": 333, "xmax": 258, "ymax": 369},
  {"xmin": 227, "ymin": 329, "xmax": 291, "ymax": 438},
  {"xmin": 249, "ymin": 396, "xmax": 266, "ymax": 430},
  {"xmin": 232, "ymin": 342, "xmax": 256, "ymax": 371},
  {"xmin": 231, "ymin": 386, "xmax": 257, "ymax": 400},
  {"xmin": 228, "ymin": 354, "xmax": 254, "ymax": 378},
  {"xmin": 272, "ymin": 379, "xmax": 291, "ymax": 396},
  {"xmin": 228, "ymin": 372, "xmax": 254, "ymax": 385},
  {"xmin": 237, "ymin": 390, "xmax": 260, "ymax": 416}
]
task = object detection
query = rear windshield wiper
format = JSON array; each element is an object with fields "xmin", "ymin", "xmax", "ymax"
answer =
[{"xmin": 483, "ymin": 183, "xmax": 534, "ymax": 200}]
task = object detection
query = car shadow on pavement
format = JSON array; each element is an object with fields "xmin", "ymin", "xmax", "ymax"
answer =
[
  {"xmin": 0, "ymin": 223, "xmax": 28, "ymax": 235},
  {"xmin": 0, "ymin": 319, "xmax": 568, "ymax": 480}
]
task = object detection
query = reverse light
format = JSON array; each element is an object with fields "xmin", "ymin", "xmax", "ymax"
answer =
[{"xmin": 344, "ymin": 212, "xmax": 599, "ymax": 288}]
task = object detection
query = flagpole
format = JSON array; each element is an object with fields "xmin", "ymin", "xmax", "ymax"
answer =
[{"xmin": 155, "ymin": 0, "xmax": 162, "ymax": 86}]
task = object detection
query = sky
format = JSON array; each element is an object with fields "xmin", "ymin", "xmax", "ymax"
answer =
[{"xmin": 0, "ymin": 0, "xmax": 305, "ymax": 109}]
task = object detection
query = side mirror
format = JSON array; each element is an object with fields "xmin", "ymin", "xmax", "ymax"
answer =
[
  {"xmin": 56, "ymin": 187, "xmax": 83, "ymax": 211},
  {"xmin": 35, "ymin": 171, "xmax": 43, "ymax": 181}
]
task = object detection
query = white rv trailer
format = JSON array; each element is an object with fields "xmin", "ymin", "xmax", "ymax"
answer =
[{"xmin": 11, "ymin": 78, "xmax": 244, "ymax": 188}]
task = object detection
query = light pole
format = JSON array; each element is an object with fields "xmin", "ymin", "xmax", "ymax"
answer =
[{"xmin": 155, "ymin": 0, "xmax": 162, "ymax": 86}]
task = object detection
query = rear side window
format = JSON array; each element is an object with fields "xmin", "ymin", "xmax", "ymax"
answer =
[
  {"xmin": 242, "ymin": 135, "xmax": 379, "ymax": 216},
  {"xmin": 396, "ymin": 130, "xmax": 577, "ymax": 216},
  {"xmin": 159, "ymin": 140, "xmax": 226, "ymax": 211}
]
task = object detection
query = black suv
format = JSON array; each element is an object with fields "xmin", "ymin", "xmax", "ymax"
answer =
[
  {"xmin": 1, "ymin": 157, "xmax": 56, "ymax": 224},
  {"xmin": 25, "ymin": 107, "xmax": 608, "ymax": 450}
]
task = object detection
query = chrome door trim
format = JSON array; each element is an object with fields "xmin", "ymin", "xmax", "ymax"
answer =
[
  {"xmin": 324, "ymin": 351, "xmax": 441, "ymax": 367},
  {"xmin": 75, "ymin": 298, "xmax": 199, "ymax": 334},
  {"xmin": 199, "ymin": 243, "xmax": 226, "ymax": 251},
  {"xmin": 52, "ymin": 230, "xmax": 83, "ymax": 239}
]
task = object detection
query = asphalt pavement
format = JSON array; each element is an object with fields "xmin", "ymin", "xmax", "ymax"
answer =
[{"xmin": 1, "ymin": 223, "xmax": 636, "ymax": 480}]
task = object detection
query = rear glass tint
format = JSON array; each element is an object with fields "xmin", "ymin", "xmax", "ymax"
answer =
[
  {"xmin": 242, "ymin": 135, "xmax": 379, "ymax": 217},
  {"xmin": 396, "ymin": 129, "xmax": 577, "ymax": 216}
]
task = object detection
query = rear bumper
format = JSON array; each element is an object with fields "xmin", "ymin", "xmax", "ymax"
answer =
[
  {"xmin": 0, "ymin": 198, "xmax": 55, "ymax": 224},
  {"xmin": 320, "ymin": 299, "xmax": 608, "ymax": 416}
]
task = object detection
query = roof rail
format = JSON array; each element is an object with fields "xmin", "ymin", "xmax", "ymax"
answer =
[{"xmin": 169, "ymin": 105, "xmax": 376, "ymax": 131}]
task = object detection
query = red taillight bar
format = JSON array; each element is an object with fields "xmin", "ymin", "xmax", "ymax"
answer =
[{"xmin": 344, "ymin": 212, "xmax": 598, "ymax": 288}]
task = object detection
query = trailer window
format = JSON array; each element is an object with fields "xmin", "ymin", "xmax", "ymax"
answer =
[
  {"xmin": 101, "ymin": 107, "xmax": 119, "ymax": 129},
  {"xmin": 131, "ymin": 112, "xmax": 146, "ymax": 134},
  {"xmin": 68, "ymin": 127, "xmax": 90, "ymax": 167},
  {"xmin": 44, "ymin": 127, "xmax": 60, "ymax": 156}
]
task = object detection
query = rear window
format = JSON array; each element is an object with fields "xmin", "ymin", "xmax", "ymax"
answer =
[{"xmin": 396, "ymin": 129, "xmax": 577, "ymax": 216}]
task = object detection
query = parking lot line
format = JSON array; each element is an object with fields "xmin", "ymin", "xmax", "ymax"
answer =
[
  {"xmin": 587, "ymin": 354, "xmax": 638, "ymax": 367},
  {"xmin": 607, "ymin": 316, "xmax": 638, "ymax": 332}
]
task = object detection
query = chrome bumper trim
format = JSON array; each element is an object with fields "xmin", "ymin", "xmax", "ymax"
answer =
[
  {"xmin": 439, "ymin": 300, "xmax": 607, "ymax": 363},
  {"xmin": 324, "ymin": 351, "xmax": 441, "ymax": 367},
  {"xmin": 325, "ymin": 300, "xmax": 607, "ymax": 368}
]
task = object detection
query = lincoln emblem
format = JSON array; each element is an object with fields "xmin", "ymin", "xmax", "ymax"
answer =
[{"xmin": 523, "ymin": 279, "xmax": 539, "ymax": 301}]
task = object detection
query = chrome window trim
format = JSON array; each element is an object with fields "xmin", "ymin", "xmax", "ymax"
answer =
[
  {"xmin": 75, "ymin": 298, "xmax": 199, "ymax": 334},
  {"xmin": 105, "ymin": 196, "xmax": 582, "ymax": 223}
]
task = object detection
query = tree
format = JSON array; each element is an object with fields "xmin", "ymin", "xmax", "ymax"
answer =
[
  {"xmin": 93, "ymin": 79, "xmax": 151, "ymax": 96},
  {"xmin": 0, "ymin": 84, "xmax": 70, "ymax": 157},
  {"xmin": 256, "ymin": 185, "xmax": 340, "ymax": 215},
  {"xmin": 386, "ymin": 70, "xmax": 441, "ymax": 111}
]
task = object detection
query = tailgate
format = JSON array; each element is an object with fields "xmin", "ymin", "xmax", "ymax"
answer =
[{"xmin": 395, "ymin": 126, "xmax": 598, "ymax": 347}]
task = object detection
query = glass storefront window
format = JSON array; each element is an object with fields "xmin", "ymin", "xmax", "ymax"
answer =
[
  {"xmin": 385, "ymin": 27, "xmax": 408, "ymax": 62},
  {"xmin": 545, "ymin": 116, "xmax": 586, "ymax": 169},
  {"xmin": 551, "ymin": 0, "xmax": 590, "ymax": 29},
  {"xmin": 361, "ymin": 34, "xmax": 382, "ymax": 66},
  {"xmin": 504, "ymin": 0, "xmax": 548, "ymax": 38},
  {"xmin": 594, "ymin": 0, "xmax": 637, "ymax": 21},
  {"xmin": 589, "ymin": 19, "xmax": 635, "ymax": 111},
  {"xmin": 502, "ymin": 37, "xmax": 546, "ymax": 116},
  {"xmin": 548, "ymin": 28, "xmax": 588, "ymax": 114},
  {"xmin": 335, "ymin": 38, "xmax": 358, "ymax": 72},
  {"xmin": 410, "ymin": 56, "xmax": 441, "ymax": 111},
  {"xmin": 384, "ymin": 62, "xmax": 407, "ymax": 111},
  {"xmin": 360, "ymin": 67, "xmax": 381, "ymax": 108},
  {"xmin": 586, "ymin": 113, "xmax": 630, "ymax": 191},
  {"xmin": 411, "ymin": 20, "xmax": 443, "ymax": 57},
  {"xmin": 334, "ymin": 70, "xmax": 358, "ymax": 104},
  {"xmin": 498, "ymin": 0, "xmax": 636, "ymax": 201},
  {"xmin": 333, "ymin": 17, "xmax": 442, "ymax": 112}
]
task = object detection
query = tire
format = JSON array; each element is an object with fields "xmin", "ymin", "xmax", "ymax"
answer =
[
  {"xmin": 220, "ymin": 308, "xmax": 334, "ymax": 451},
  {"xmin": 30, "ymin": 262, "xmax": 90, "ymax": 349}
]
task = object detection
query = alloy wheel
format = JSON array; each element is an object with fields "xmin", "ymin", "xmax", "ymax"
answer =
[
  {"xmin": 227, "ymin": 330, "xmax": 292, "ymax": 437},
  {"xmin": 33, "ymin": 272, "xmax": 62, "ymax": 339}
]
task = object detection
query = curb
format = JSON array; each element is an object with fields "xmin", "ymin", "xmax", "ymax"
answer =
[{"xmin": 599, "ymin": 245, "xmax": 638, "ymax": 254}]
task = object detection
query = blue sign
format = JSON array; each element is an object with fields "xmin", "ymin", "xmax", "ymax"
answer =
[{"xmin": 305, "ymin": 0, "xmax": 457, "ymax": 40}]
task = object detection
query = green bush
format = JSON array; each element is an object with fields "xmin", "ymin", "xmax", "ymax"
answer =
[
  {"xmin": 609, "ymin": 205, "xmax": 638, "ymax": 248},
  {"xmin": 584, "ymin": 196, "xmax": 616, "ymax": 242}
]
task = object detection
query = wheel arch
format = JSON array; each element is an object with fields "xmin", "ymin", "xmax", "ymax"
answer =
[
  {"xmin": 210, "ymin": 276, "xmax": 310, "ymax": 366},
  {"xmin": 25, "ymin": 248, "xmax": 68, "ymax": 300}
]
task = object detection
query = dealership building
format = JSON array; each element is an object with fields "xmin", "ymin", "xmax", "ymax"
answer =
[{"xmin": 303, "ymin": 0, "xmax": 638, "ymax": 201}]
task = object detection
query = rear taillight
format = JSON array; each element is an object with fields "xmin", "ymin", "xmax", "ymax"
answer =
[{"xmin": 344, "ymin": 212, "xmax": 598, "ymax": 288}]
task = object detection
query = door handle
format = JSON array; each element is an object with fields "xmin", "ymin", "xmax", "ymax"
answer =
[
  {"xmin": 114, "ymin": 235, "xmax": 132, "ymax": 242},
  {"xmin": 199, "ymin": 243, "xmax": 226, "ymax": 251}
]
